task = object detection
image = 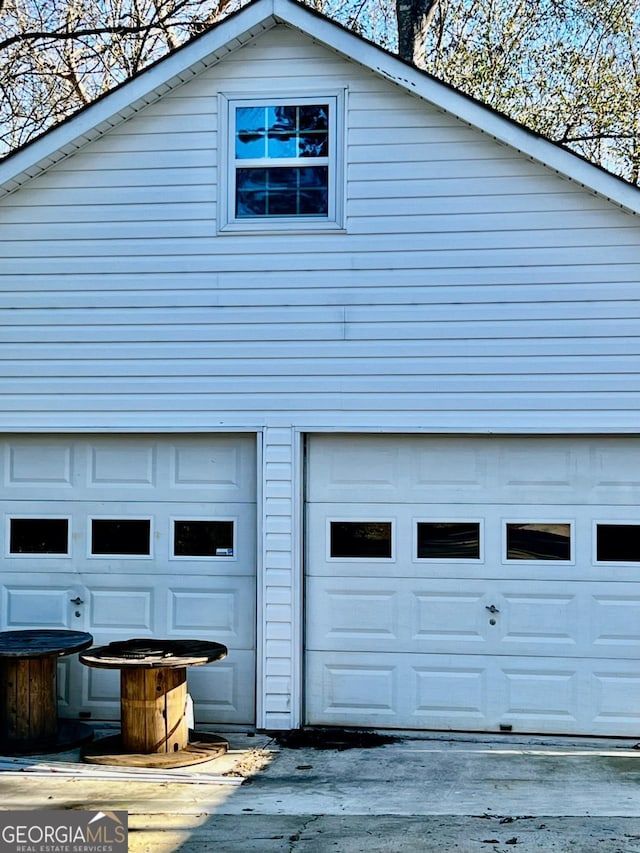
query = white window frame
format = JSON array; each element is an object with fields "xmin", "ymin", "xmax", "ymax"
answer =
[
  {"xmin": 502, "ymin": 519, "xmax": 575, "ymax": 565},
  {"xmin": 87, "ymin": 516, "xmax": 154, "ymax": 560},
  {"xmin": 218, "ymin": 91, "xmax": 346, "ymax": 234},
  {"xmin": 6, "ymin": 514, "xmax": 72, "ymax": 558},
  {"xmin": 593, "ymin": 518, "xmax": 640, "ymax": 564},
  {"xmin": 326, "ymin": 517, "xmax": 396, "ymax": 563},
  {"xmin": 169, "ymin": 515, "xmax": 237, "ymax": 562},
  {"xmin": 412, "ymin": 517, "xmax": 485, "ymax": 563}
]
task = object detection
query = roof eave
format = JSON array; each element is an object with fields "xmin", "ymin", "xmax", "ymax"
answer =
[
  {"xmin": 272, "ymin": 0, "xmax": 640, "ymax": 215},
  {"xmin": 1, "ymin": 0, "xmax": 639, "ymax": 215},
  {"xmin": 0, "ymin": 0, "xmax": 280, "ymax": 197}
]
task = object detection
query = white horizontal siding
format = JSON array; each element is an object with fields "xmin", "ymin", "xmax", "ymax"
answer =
[
  {"xmin": 3, "ymin": 237, "xmax": 639, "ymax": 263},
  {"xmin": 1, "ymin": 23, "xmax": 640, "ymax": 433}
]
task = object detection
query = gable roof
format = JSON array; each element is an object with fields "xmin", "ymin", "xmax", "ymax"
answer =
[{"xmin": 1, "ymin": 0, "xmax": 639, "ymax": 214}]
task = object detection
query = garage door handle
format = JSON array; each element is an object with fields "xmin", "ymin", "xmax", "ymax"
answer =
[
  {"xmin": 70, "ymin": 597, "xmax": 84, "ymax": 605},
  {"xmin": 485, "ymin": 604, "xmax": 499, "ymax": 614}
]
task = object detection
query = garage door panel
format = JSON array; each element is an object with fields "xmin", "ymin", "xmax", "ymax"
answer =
[
  {"xmin": 306, "ymin": 438, "xmax": 406, "ymax": 503},
  {"xmin": 0, "ymin": 434, "xmax": 257, "ymax": 726},
  {"xmin": 5, "ymin": 587, "xmax": 74, "ymax": 628},
  {"xmin": 84, "ymin": 574, "xmax": 255, "ymax": 648},
  {"xmin": 305, "ymin": 435, "xmax": 640, "ymax": 736},
  {"xmin": 308, "ymin": 577, "xmax": 640, "ymax": 659},
  {"xmin": 306, "ymin": 656, "xmax": 399, "ymax": 721},
  {"xmin": 592, "ymin": 667, "xmax": 640, "ymax": 726},
  {"xmin": 168, "ymin": 437, "xmax": 256, "ymax": 502},
  {"xmin": 589, "ymin": 441, "xmax": 640, "ymax": 503},
  {"xmin": 310, "ymin": 435, "xmax": 640, "ymax": 506},
  {"xmin": 308, "ymin": 436, "xmax": 590, "ymax": 505},
  {"xmin": 306, "ymin": 585, "xmax": 402, "ymax": 647},
  {"xmin": 307, "ymin": 577, "xmax": 488, "ymax": 653},
  {"xmin": 3, "ymin": 438, "xmax": 74, "ymax": 493},
  {"xmin": 413, "ymin": 662, "xmax": 488, "ymax": 723},
  {"xmin": 308, "ymin": 435, "xmax": 492, "ymax": 504},
  {"xmin": 2, "ymin": 435, "xmax": 256, "ymax": 501},
  {"xmin": 306, "ymin": 652, "xmax": 492, "ymax": 729},
  {"xmin": 88, "ymin": 586, "xmax": 154, "ymax": 634},
  {"xmin": 498, "ymin": 661, "xmax": 640, "ymax": 733},
  {"xmin": 2, "ymin": 502, "xmax": 255, "ymax": 577},
  {"xmin": 498, "ymin": 592, "xmax": 584, "ymax": 655},
  {"xmin": 167, "ymin": 579, "xmax": 256, "ymax": 647},
  {"xmin": 88, "ymin": 440, "xmax": 158, "ymax": 489},
  {"xmin": 307, "ymin": 651, "xmax": 640, "ymax": 734},
  {"xmin": 1, "ymin": 574, "xmax": 79, "ymax": 628},
  {"xmin": 498, "ymin": 665, "xmax": 581, "ymax": 727},
  {"xmin": 591, "ymin": 594, "xmax": 640, "ymax": 654},
  {"xmin": 307, "ymin": 503, "xmax": 608, "ymax": 583}
]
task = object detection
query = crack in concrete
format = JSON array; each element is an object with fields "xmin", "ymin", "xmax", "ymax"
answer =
[{"xmin": 288, "ymin": 814, "xmax": 321, "ymax": 851}]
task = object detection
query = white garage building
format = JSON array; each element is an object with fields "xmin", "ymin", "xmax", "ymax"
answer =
[{"xmin": 2, "ymin": 0, "xmax": 640, "ymax": 737}]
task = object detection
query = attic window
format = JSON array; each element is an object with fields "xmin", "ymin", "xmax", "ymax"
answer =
[{"xmin": 220, "ymin": 94, "xmax": 344, "ymax": 232}]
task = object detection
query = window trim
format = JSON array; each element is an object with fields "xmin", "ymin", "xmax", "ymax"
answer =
[
  {"xmin": 594, "ymin": 519, "xmax": 640, "ymax": 564},
  {"xmin": 502, "ymin": 519, "xmax": 574, "ymax": 564},
  {"xmin": 326, "ymin": 517, "xmax": 396, "ymax": 562},
  {"xmin": 6, "ymin": 514, "xmax": 71, "ymax": 558},
  {"xmin": 413, "ymin": 518, "xmax": 484, "ymax": 563},
  {"xmin": 87, "ymin": 516, "xmax": 154, "ymax": 560},
  {"xmin": 169, "ymin": 515, "xmax": 237, "ymax": 561},
  {"xmin": 218, "ymin": 91, "xmax": 346, "ymax": 234}
]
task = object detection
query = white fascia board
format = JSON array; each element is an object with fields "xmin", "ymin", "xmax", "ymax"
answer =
[
  {"xmin": 274, "ymin": 0, "xmax": 640, "ymax": 216},
  {"xmin": 0, "ymin": 0, "xmax": 279, "ymax": 197}
]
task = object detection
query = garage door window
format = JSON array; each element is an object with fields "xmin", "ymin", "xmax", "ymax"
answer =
[
  {"xmin": 505, "ymin": 522, "xmax": 572, "ymax": 561},
  {"xmin": 173, "ymin": 519, "xmax": 234, "ymax": 558},
  {"xmin": 416, "ymin": 522, "xmax": 481, "ymax": 559},
  {"xmin": 330, "ymin": 521, "xmax": 393, "ymax": 559},
  {"xmin": 596, "ymin": 523, "xmax": 640, "ymax": 562},
  {"xmin": 90, "ymin": 519, "xmax": 151, "ymax": 556},
  {"xmin": 9, "ymin": 517, "xmax": 69, "ymax": 555}
]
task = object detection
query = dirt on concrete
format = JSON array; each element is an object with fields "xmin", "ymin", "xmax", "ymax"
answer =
[{"xmin": 273, "ymin": 728, "xmax": 399, "ymax": 751}]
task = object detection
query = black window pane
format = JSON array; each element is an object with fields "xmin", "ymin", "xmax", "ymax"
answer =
[
  {"xmin": 237, "ymin": 167, "xmax": 328, "ymax": 217},
  {"xmin": 174, "ymin": 520, "xmax": 234, "ymax": 557},
  {"xmin": 267, "ymin": 167, "xmax": 300, "ymax": 188},
  {"xmin": 10, "ymin": 518, "xmax": 68, "ymax": 554},
  {"xmin": 506, "ymin": 523, "xmax": 571, "ymax": 560},
  {"xmin": 236, "ymin": 168, "xmax": 269, "ymax": 217},
  {"xmin": 91, "ymin": 519, "xmax": 150, "ymax": 555},
  {"xmin": 299, "ymin": 105, "xmax": 328, "ymax": 131},
  {"xmin": 330, "ymin": 522, "xmax": 392, "ymax": 558},
  {"xmin": 597, "ymin": 524, "xmax": 640, "ymax": 562},
  {"xmin": 299, "ymin": 132, "xmax": 328, "ymax": 157},
  {"xmin": 417, "ymin": 522, "xmax": 480, "ymax": 559},
  {"xmin": 298, "ymin": 187, "xmax": 328, "ymax": 214}
]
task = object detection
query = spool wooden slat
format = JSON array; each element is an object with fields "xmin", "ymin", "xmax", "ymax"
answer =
[{"xmin": 120, "ymin": 667, "xmax": 189, "ymax": 754}]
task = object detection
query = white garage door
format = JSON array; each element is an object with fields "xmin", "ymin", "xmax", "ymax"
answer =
[
  {"xmin": 0, "ymin": 434, "xmax": 256, "ymax": 725},
  {"xmin": 306, "ymin": 434, "xmax": 640, "ymax": 736}
]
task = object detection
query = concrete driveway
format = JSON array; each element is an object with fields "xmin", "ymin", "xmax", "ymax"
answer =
[{"xmin": 1, "ymin": 728, "xmax": 639, "ymax": 852}]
